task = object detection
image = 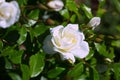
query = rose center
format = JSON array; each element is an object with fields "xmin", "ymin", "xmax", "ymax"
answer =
[
  {"xmin": 0, "ymin": 7, "xmax": 12, "ymax": 20},
  {"xmin": 53, "ymin": 31, "xmax": 77, "ymax": 52}
]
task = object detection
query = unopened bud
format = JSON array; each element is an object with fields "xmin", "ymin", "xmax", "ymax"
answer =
[
  {"xmin": 47, "ymin": 0, "xmax": 64, "ymax": 11},
  {"xmin": 87, "ymin": 17, "xmax": 101, "ymax": 30}
]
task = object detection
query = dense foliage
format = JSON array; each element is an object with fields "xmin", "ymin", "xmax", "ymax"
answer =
[{"xmin": 0, "ymin": 0, "xmax": 120, "ymax": 80}]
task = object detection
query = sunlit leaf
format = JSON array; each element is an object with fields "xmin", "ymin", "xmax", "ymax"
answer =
[
  {"xmin": 66, "ymin": 0, "xmax": 78, "ymax": 13},
  {"xmin": 81, "ymin": 4, "xmax": 93, "ymax": 19},
  {"xmin": 17, "ymin": 27, "xmax": 27, "ymax": 45},
  {"xmin": 111, "ymin": 40, "xmax": 120, "ymax": 48},
  {"xmin": 60, "ymin": 9, "xmax": 70, "ymax": 19},
  {"xmin": 70, "ymin": 14, "xmax": 76, "ymax": 23},
  {"xmin": 9, "ymin": 50, "xmax": 24, "ymax": 64},
  {"xmin": 29, "ymin": 52, "xmax": 45, "ymax": 77},
  {"xmin": 94, "ymin": 43, "xmax": 108, "ymax": 56}
]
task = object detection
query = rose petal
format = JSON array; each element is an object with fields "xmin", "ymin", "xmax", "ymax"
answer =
[
  {"xmin": 43, "ymin": 35, "xmax": 56, "ymax": 54},
  {"xmin": 60, "ymin": 52, "xmax": 75, "ymax": 63},
  {"xmin": 10, "ymin": 1, "xmax": 20, "ymax": 22},
  {"xmin": 72, "ymin": 41, "xmax": 89, "ymax": 58},
  {"xmin": 65, "ymin": 24, "xmax": 79, "ymax": 31},
  {"xmin": 0, "ymin": 0, "xmax": 5, "ymax": 3}
]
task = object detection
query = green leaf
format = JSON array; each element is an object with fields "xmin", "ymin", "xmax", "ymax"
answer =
[
  {"xmin": 0, "ymin": 47, "xmax": 14, "ymax": 57},
  {"xmin": 8, "ymin": 73, "xmax": 21, "ymax": 80},
  {"xmin": 86, "ymin": 49, "xmax": 94, "ymax": 60},
  {"xmin": 5, "ymin": 58, "xmax": 12, "ymax": 69},
  {"xmin": 29, "ymin": 52, "xmax": 45, "ymax": 77},
  {"xmin": 108, "ymin": 47, "xmax": 115, "ymax": 59},
  {"xmin": 60, "ymin": 9, "xmax": 70, "ymax": 19},
  {"xmin": 0, "ymin": 47, "xmax": 23, "ymax": 64},
  {"xmin": 90, "ymin": 58, "xmax": 97, "ymax": 66},
  {"xmin": 67, "ymin": 62, "xmax": 84, "ymax": 78},
  {"xmin": 0, "ymin": 40, "xmax": 3, "ymax": 51},
  {"xmin": 66, "ymin": 0, "xmax": 78, "ymax": 12},
  {"xmin": 17, "ymin": 0, "xmax": 27, "ymax": 6},
  {"xmin": 81, "ymin": 4, "xmax": 93, "ymax": 19},
  {"xmin": 47, "ymin": 67, "xmax": 65, "ymax": 78},
  {"xmin": 94, "ymin": 43, "xmax": 108, "ymax": 56},
  {"xmin": 89, "ymin": 67, "xmax": 100, "ymax": 80},
  {"xmin": 28, "ymin": 9, "xmax": 39, "ymax": 20},
  {"xmin": 112, "ymin": 63, "xmax": 120, "ymax": 80},
  {"xmin": 9, "ymin": 50, "xmax": 23, "ymax": 64},
  {"xmin": 112, "ymin": 0, "xmax": 120, "ymax": 13},
  {"xmin": 21, "ymin": 64, "xmax": 30, "ymax": 80},
  {"xmin": 70, "ymin": 14, "xmax": 76, "ymax": 23},
  {"xmin": 95, "ymin": 43, "xmax": 115, "ymax": 59},
  {"xmin": 33, "ymin": 24, "xmax": 48, "ymax": 37},
  {"xmin": 111, "ymin": 40, "xmax": 120, "ymax": 48},
  {"xmin": 17, "ymin": 27, "xmax": 27, "ymax": 45},
  {"xmin": 92, "ymin": 67, "xmax": 100, "ymax": 80}
]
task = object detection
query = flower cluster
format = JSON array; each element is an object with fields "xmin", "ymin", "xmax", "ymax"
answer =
[
  {"xmin": 0, "ymin": 0, "xmax": 20, "ymax": 28},
  {"xmin": 43, "ymin": 24, "xmax": 89, "ymax": 63}
]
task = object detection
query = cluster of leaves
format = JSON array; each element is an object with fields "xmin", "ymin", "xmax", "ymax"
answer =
[{"xmin": 0, "ymin": 0, "xmax": 120, "ymax": 80}]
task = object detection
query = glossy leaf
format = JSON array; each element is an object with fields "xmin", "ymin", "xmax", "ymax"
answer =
[
  {"xmin": 66, "ymin": 0, "xmax": 78, "ymax": 11},
  {"xmin": 67, "ymin": 62, "xmax": 84, "ymax": 78},
  {"xmin": 70, "ymin": 14, "xmax": 76, "ymax": 23},
  {"xmin": 10, "ymin": 50, "xmax": 23, "ymax": 64},
  {"xmin": 111, "ymin": 40, "xmax": 120, "ymax": 48},
  {"xmin": 86, "ymin": 49, "xmax": 94, "ymax": 60},
  {"xmin": 47, "ymin": 67, "xmax": 65, "ymax": 78},
  {"xmin": 81, "ymin": 4, "xmax": 93, "ymax": 19},
  {"xmin": 17, "ymin": 27, "xmax": 27, "ymax": 45},
  {"xmin": 8, "ymin": 73, "xmax": 21, "ymax": 80},
  {"xmin": 33, "ymin": 24, "xmax": 48, "ymax": 37},
  {"xmin": 60, "ymin": 9, "xmax": 70, "ymax": 19},
  {"xmin": 28, "ymin": 9, "xmax": 39, "ymax": 20},
  {"xmin": 29, "ymin": 52, "xmax": 45, "ymax": 77},
  {"xmin": 94, "ymin": 43, "xmax": 108, "ymax": 56},
  {"xmin": 21, "ymin": 64, "xmax": 30, "ymax": 80}
]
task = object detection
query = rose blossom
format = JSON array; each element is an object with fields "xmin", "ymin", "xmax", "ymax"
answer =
[
  {"xmin": 47, "ymin": 0, "xmax": 64, "ymax": 11},
  {"xmin": 0, "ymin": 0, "xmax": 5, "ymax": 3},
  {"xmin": 43, "ymin": 24, "xmax": 89, "ymax": 63},
  {"xmin": 0, "ymin": 0, "xmax": 20, "ymax": 28},
  {"xmin": 87, "ymin": 17, "xmax": 101, "ymax": 30}
]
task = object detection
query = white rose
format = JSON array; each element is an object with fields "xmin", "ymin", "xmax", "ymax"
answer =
[
  {"xmin": 87, "ymin": 17, "xmax": 101, "ymax": 30},
  {"xmin": 0, "ymin": 0, "xmax": 20, "ymax": 28},
  {"xmin": 43, "ymin": 24, "xmax": 89, "ymax": 63},
  {"xmin": 0, "ymin": 0, "xmax": 5, "ymax": 4},
  {"xmin": 47, "ymin": 0, "xmax": 64, "ymax": 11}
]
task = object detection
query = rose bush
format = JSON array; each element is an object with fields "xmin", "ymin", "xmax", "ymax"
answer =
[
  {"xmin": 43, "ymin": 24, "xmax": 89, "ymax": 63},
  {"xmin": 0, "ymin": 0, "xmax": 20, "ymax": 28}
]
